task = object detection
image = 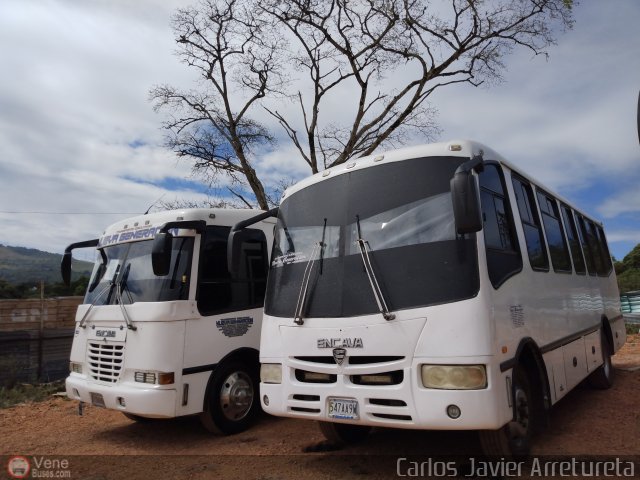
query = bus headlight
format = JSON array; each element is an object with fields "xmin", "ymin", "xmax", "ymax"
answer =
[
  {"xmin": 69, "ymin": 362, "xmax": 82, "ymax": 374},
  {"xmin": 421, "ymin": 365, "xmax": 487, "ymax": 390},
  {"xmin": 260, "ymin": 363, "xmax": 282, "ymax": 384}
]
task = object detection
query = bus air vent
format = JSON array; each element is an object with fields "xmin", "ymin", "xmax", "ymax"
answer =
[
  {"xmin": 88, "ymin": 342, "xmax": 124, "ymax": 383},
  {"xmin": 292, "ymin": 394, "xmax": 320, "ymax": 402},
  {"xmin": 368, "ymin": 398, "xmax": 407, "ymax": 407},
  {"xmin": 295, "ymin": 369, "xmax": 337, "ymax": 383},
  {"xmin": 371, "ymin": 413, "xmax": 412, "ymax": 421},
  {"xmin": 348, "ymin": 356, "xmax": 405, "ymax": 365},
  {"xmin": 351, "ymin": 370, "xmax": 404, "ymax": 386}
]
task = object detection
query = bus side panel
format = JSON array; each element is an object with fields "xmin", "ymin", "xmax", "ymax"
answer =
[
  {"xmin": 611, "ymin": 315, "xmax": 627, "ymax": 352},
  {"xmin": 176, "ymin": 371, "xmax": 210, "ymax": 416},
  {"xmin": 181, "ymin": 307, "xmax": 263, "ymax": 414},
  {"xmin": 542, "ymin": 348, "xmax": 567, "ymax": 403},
  {"xmin": 562, "ymin": 336, "xmax": 588, "ymax": 391},
  {"xmin": 584, "ymin": 329, "xmax": 603, "ymax": 372}
]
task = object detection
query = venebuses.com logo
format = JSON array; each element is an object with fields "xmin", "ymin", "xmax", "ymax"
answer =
[
  {"xmin": 7, "ymin": 456, "xmax": 30, "ymax": 479},
  {"xmin": 6, "ymin": 455, "xmax": 71, "ymax": 478}
]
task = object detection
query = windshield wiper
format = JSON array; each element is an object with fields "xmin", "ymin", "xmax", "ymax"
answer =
[
  {"xmin": 355, "ymin": 215, "xmax": 395, "ymax": 321},
  {"xmin": 78, "ymin": 282, "xmax": 114, "ymax": 329},
  {"xmin": 78, "ymin": 263, "xmax": 121, "ymax": 329},
  {"xmin": 115, "ymin": 263, "xmax": 137, "ymax": 331},
  {"xmin": 293, "ymin": 219, "xmax": 327, "ymax": 326}
]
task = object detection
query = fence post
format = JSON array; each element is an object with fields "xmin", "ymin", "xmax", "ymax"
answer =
[{"xmin": 38, "ymin": 280, "xmax": 44, "ymax": 381}]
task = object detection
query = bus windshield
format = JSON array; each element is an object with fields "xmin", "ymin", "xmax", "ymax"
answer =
[
  {"xmin": 265, "ymin": 156, "xmax": 479, "ymax": 319},
  {"xmin": 84, "ymin": 237, "xmax": 194, "ymax": 305}
]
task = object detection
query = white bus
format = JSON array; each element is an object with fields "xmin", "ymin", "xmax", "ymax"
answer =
[
  {"xmin": 231, "ymin": 140, "xmax": 626, "ymax": 456},
  {"xmin": 62, "ymin": 208, "xmax": 274, "ymax": 434}
]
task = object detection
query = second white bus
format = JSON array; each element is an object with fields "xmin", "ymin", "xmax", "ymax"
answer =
[{"xmin": 232, "ymin": 140, "xmax": 626, "ymax": 456}]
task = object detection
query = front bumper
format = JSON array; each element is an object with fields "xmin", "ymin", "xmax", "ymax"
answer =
[
  {"xmin": 66, "ymin": 374, "xmax": 178, "ymax": 418},
  {"xmin": 260, "ymin": 356, "xmax": 510, "ymax": 430}
]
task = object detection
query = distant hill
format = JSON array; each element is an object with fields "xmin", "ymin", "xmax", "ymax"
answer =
[{"xmin": 0, "ymin": 244, "xmax": 93, "ymax": 285}]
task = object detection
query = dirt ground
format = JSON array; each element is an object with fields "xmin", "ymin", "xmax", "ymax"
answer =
[{"xmin": 1, "ymin": 335, "xmax": 639, "ymax": 479}]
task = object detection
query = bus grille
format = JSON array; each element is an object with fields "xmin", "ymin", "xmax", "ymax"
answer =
[{"xmin": 88, "ymin": 342, "xmax": 124, "ymax": 383}]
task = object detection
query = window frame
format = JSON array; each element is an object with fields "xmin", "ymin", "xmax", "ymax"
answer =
[
  {"xmin": 479, "ymin": 162, "xmax": 522, "ymax": 288},
  {"xmin": 595, "ymin": 225, "xmax": 613, "ymax": 276},
  {"xmin": 535, "ymin": 188, "xmax": 572, "ymax": 274},
  {"xmin": 511, "ymin": 174, "xmax": 550, "ymax": 272},
  {"xmin": 559, "ymin": 203, "xmax": 587, "ymax": 275},
  {"xmin": 196, "ymin": 225, "xmax": 268, "ymax": 317}
]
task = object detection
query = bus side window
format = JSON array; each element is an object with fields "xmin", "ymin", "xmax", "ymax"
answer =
[
  {"xmin": 197, "ymin": 226, "xmax": 268, "ymax": 316},
  {"xmin": 560, "ymin": 205, "xmax": 586, "ymax": 275},
  {"xmin": 576, "ymin": 215, "xmax": 597, "ymax": 276},
  {"xmin": 479, "ymin": 164, "xmax": 522, "ymax": 288},
  {"xmin": 585, "ymin": 219, "xmax": 607, "ymax": 276},
  {"xmin": 511, "ymin": 176, "xmax": 549, "ymax": 271},
  {"xmin": 234, "ymin": 230, "xmax": 269, "ymax": 307},
  {"xmin": 198, "ymin": 226, "xmax": 233, "ymax": 315},
  {"xmin": 596, "ymin": 225, "xmax": 613, "ymax": 276},
  {"xmin": 535, "ymin": 190, "xmax": 572, "ymax": 273}
]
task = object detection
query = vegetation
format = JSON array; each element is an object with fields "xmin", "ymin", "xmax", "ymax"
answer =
[
  {"xmin": 0, "ymin": 244, "xmax": 92, "ymax": 298},
  {"xmin": 615, "ymin": 243, "xmax": 640, "ymax": 294},
  {"xmin": 0, "ymin": 277, "xmax": 88, "ymax": 299},
  {"xmin": 0, "ymin": 381, "xmax": 65, "ymax": 409}
]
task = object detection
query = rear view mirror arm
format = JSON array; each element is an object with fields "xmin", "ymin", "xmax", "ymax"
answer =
[
  {"xmin": 61, "ymin": 239, "xmax": 99, "ymax": 286},
  {"xmin": 231, "ymin": 207, "xmax": 279, "ymax": 233}
]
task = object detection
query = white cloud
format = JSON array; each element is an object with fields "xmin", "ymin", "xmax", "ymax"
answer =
[
  {"xmin": 435, "ymin": 1, "xmax": 640, "ymax": 191},
  {"xmin": 606, "ymin": 230, "xmax": 640, "ymax": 244},
  {"xmin": 597, "ymin": 187, "xmax": 640, "ymax": 219},
  {"xmin": 0, "ymin": 0, "xmax": 639, "ymax": 261}
]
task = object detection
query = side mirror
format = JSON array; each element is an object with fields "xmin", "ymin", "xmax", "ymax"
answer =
[
  {"xmin": 61, "ymin": 252, "xmax": 72, "ymax": 286},
  {"xmin": 152, "ymin": 232, "xmax": 173, "ymax": 276},
  {"xmin": 451, "ymin": 170, "xmax": 482, "ymax": 234},
  {"xmin": 228, "ymin": 229, "xmax": 267, "ymax": 280},
  {"xmin": 60, "ymin": 238, "xmax": 99, "ymax": 286}
]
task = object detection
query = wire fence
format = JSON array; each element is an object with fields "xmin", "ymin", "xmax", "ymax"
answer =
[{"xmin": 0, "ymin": 297, "xmax": 82, "ymax": 387}]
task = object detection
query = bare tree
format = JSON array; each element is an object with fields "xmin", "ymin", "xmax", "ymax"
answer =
[
  {"xmin": 153, "ymin": 0, "xmax": 573, "ymax": 206},
  {"xmin": 150, "ymin": 0, "xmax": 285, "ymax": 209},
  {"xmin": 262, "ymin": 0, "xmax": 573, "ymax": 170}
]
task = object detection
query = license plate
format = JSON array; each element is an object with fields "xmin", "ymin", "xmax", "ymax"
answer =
[
  {"xmin": 90, "ymin": 392, "xmax": 106, "ymax": 408},
  {"xmin": 327, "ymin": 397, "xmax": 359, "ymax": 420}
]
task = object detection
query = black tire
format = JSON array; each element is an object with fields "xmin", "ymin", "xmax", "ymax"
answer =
[
  {"xmin": 318, "ymin": 421, "xmax": 372, "ymax": 445},
  {"xmin": 199, "ymin": 360, "xmax": 259, "ymax": 435},
  {"xmin": 588, "ymin": 329, "xmax": 614, "ymax": 389},
  {"xmin": 122, "ymin": 412, "xmax": 154, "ymax": 422},
  {"xmin": 478, "ymin": 366, "xmax": 535, "ymax": 458}
]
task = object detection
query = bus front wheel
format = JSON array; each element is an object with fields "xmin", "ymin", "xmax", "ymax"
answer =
[
  {"xmin": 200, "ymin": 360, "xmax": 259, "ymax": 435},
  {"xmin": 478, "ymin": 366, "xmax": 535, "ymax": 458},
  {"xmin": 318, "ymin": 421, "xmax": 372, "ymax": 445}
]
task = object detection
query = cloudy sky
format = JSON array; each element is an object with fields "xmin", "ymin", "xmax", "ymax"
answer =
[{"xmin": 0, "ymin": 0, "xmax": 639, "ymax": 263}]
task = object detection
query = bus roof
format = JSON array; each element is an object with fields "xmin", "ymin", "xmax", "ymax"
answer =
[
  {"xmin": 99, "ymin": 208, "xmax": 273, "ymax": 247},
  {"xmin": 281, "ymin": 140, "xmax": 604, "ymax": 227}
]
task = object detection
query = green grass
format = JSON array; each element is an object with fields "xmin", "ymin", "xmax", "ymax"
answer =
[
  {"xmin": 0, "ymin": 381, "xmax": 66, "ymax": 409},
  {"xmin": 625, "ymin": 322, "xmax": 640, "ymax": 335}
]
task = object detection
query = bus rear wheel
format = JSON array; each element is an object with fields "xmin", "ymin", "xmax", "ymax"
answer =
[
  {"xmin": 588, "ymin": 329, "xmax": 614, "ymax": 389},
  {"xmin": 478, "ymin": 366, "xmax": 535, "ymax": 458},
  {"xmin": 200, "ymin": 360, "xmax": 259, "ymax": 435},
  {"xmin": 318, "ymin": 421, "xmax": 372, "ymax": 445}
]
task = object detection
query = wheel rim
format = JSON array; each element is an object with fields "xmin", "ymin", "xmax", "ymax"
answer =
[
  {"xmin": 219, "ymin": 371, "xmax": 254, "ymax": 421},
  {"xmin": 507, "ymin": 385, "xmax": 530, "ymax": 448}
]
